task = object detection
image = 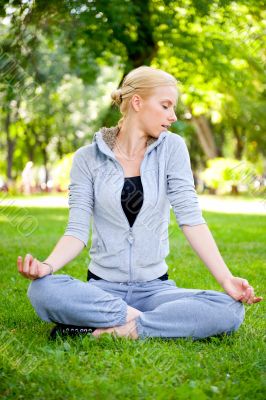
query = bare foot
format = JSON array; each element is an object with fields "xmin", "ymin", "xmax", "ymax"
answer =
[
  {"xmin": 126, "ymin": 305, "xmax": 142, "ymax": 322},
  {"xmin": 92, "ymin": 319, "xmax": 139, "ymax": 340}
]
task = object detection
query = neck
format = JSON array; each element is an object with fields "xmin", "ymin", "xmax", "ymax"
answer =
[{"xmin": 117, "ymin": 119, "xmax": 148, "ymax": 157}]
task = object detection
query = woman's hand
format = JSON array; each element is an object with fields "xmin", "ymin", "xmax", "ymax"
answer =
[
  {"xmin": 222, "ymin": 276, "xmax": 263, "ymax": 304},
  {"xmin": 17, "ymin": 254, "xmax": 51, "ymax": 280}
]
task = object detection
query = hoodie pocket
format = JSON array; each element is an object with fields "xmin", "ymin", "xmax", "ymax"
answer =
[
  {"xmin": 90, "ymin": 238, "xmax": 123, "ymax": 269},
  {"xmin": 134, "ymin": 232, "xmax": 161, "ymax": 268},
  {"xmin": 160, "ymin": 236, "xmax": 170, "ymax": 259}
]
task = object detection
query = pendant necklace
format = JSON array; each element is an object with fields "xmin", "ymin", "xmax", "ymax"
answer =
[{"xmin": 115, "ymin": 138, "xmax": 147, "ymax": 161}]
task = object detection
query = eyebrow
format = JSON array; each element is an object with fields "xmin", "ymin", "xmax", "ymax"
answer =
[{"xmin": 161, "ymin": 99, "xmax": 177, "ymax": 107}]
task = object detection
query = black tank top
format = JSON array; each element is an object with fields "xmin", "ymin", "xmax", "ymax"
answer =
[{"xmin": 121, "ymin": 176, "xmax": 143, "ymax": 227}]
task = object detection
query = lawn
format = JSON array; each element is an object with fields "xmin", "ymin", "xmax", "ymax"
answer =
[{"xmin": 0, "ymin": 203, "xmax": 265, "ymax": 399}]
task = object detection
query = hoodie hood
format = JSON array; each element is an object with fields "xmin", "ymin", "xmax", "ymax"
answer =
[{"xmin": 92, "ymin": 126, "xmax": 165, "ymax": 157}]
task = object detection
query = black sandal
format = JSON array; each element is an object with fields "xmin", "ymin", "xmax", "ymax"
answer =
[{"xmin": 49, "ymin": 323, "xmax": 97, "ymax": 340}]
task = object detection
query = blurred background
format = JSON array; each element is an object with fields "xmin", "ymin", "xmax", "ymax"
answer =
[{"xmin": 0, "ymin": 0, "xmax": 265, "ymax": 202}]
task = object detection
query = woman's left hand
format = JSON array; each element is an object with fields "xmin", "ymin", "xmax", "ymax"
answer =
[{"xmin": 222, "ymin": 276, "xmax": 263, "ymax": 304}]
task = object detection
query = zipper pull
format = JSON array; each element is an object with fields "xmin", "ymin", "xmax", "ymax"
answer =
[{"xmin": 128, "ymin": 227, "xmax": 134, "ymax": 243}]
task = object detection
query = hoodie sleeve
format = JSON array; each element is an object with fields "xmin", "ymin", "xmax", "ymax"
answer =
[
  {"xmin": 166, "ymin": 134, "xmax": 206, "ymax": 227},
  {"xmin": 64, "ymin": 148, "xmax": 94, "ymax": 246}
]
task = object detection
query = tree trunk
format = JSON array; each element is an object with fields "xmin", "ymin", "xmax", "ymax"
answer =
[
  {"xmin": 126, "ymin": 0, "xmax": 158, "ymax": 69},
  {"xmin": 231, "ymin": 184, "xmax": 239, "ymax": 195},
  {"xmin": 5, "ymin": 109, "xmax": 15, "ymax": 181},
  {"xmin": 101, "ymin": 0, "xmax": 158, "ymax": 127},
  {"xmin": 233, "ymin": 125, "xmax": 244, "ymax": 160},
  {"xmin": 57, "ymin": 136, "xmax": 63, "ymax": 158},
  {"xmin": 25, "ymin": 126, "xmax": 35, "ymax": 161},
  {"xmin": 42, "ymin": 147, "xmax": 49, "ymax": 186},
  {"xmin": 190, "ymin": 115, "xmax": 218, "ymax": 159}
]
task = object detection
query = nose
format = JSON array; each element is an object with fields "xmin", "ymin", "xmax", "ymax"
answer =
[{"xmin": 169, "ymin": 111, "xmax": 177, "ymax": 123}]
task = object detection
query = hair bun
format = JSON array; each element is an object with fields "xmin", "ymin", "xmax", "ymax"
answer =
[{"xmin": 111, "ymin": 88, "xmax": 122, "ymax": 106}]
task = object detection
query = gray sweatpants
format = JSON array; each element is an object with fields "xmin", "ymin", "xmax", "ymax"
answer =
[{"xmin": 27, "ymin": 274, "xmax": 245, "ymax": 340}]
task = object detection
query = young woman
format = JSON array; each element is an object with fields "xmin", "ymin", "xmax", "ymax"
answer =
[{"xmin": 17, "ymin": 66, "xmax": 262, "ymax": 340}]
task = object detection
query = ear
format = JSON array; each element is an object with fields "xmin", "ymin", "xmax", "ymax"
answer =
[{"xmin": 131, "ymin": 94, "xmax": 143, "ymax": 112}]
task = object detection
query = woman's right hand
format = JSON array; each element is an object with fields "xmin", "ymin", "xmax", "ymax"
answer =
[{"xmin": 17, "ymin": 254, "xmax": 51, "ymax": 280}]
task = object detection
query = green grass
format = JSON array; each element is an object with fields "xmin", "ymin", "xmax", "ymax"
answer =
[{"xmin": 0, "ymin": 204, "xmax": 265, "ymax": 400}]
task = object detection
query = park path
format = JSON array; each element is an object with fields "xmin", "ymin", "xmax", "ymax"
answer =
[
  {"xmin": 198, "ymin": 195, "xmax": 266, "ymax": 215},
  {"xmin": 0, "ymin": 194, "xmax": 265, "ymax": 215}
]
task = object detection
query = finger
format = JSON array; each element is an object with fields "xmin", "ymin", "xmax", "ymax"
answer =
[
  {"xmin": 237, "ymin": 293, "xmax": 245, "ymax": 302},
  {"xmin": 29, "ymin": 258, "xmax": 38, "ymax": 278},
  {"xmin": 18, "ymin": 258, "xmax": 28, "ymax": 277},
  {"xmin": 17, "ymin": 256, "xmax": 23, "ymax": 273},
  {"xmin": 241, "ymin": 279, "xmax": 250, "ymax": 289},
  {"xmin": 245, "ymin": 287, "xmax": 253, "ymax": 303},
  {"xmin": 240, "ymin": 287, "xmax": 251, "ymax": 303},
  {"xmin": 249, "ymin": 286, "xmax": 255, "ymax": 297},
  {"xmin": 246, "ymin": 290, "xmax": 254, "ymax": 304},
  {"xmin": 247, "ymin": 294, "xmax": 263, "ymax": 304},
  {"xmin": 36, "ymin": 259, "xmax": 46, "ymax": 276},
  {"xmin": 23, "ymin": 254, "xmax": 30, "ymax": 274},
  {"xmin": 23, "ymin": 254, "xmax": 33, "ymax": 274},
  {"xmin": 35, "ymin": 259, "xmax": 40, "ymax": 276},
  {"xmin": 246, "ymin": 286, "xmax": 255, "ymax": 304},
  {"xmin": 247, "ymin": 297, "xmax": 254, "ymax": 305},
  {"xmin": 236, "ymin": 290, "xmax": 246, "ymax": 301},
  {"xmin": 253, "ymin": 296, "xmax": 263, "ymax": 303}
]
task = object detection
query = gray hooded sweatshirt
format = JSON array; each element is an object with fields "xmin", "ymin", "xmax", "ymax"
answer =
[{"xmin": 64, "ymin": 126, "xmax": 206, "ymax": 282}]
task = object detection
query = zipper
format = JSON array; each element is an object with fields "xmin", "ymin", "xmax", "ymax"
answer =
[
  {"xmin": 111, "ymin": 157, "xmax": 144, "ymax": 282},
  {"xmin": 105, "ymin": 135, "xmax": 166, "ymax": 281},
  {"xmin": 128, "ymin": 228, "xmax": 134, "ymax": 282},
  {"xmin": 113, "ymin": 133, "xmax": 167, "ymax": 229}
]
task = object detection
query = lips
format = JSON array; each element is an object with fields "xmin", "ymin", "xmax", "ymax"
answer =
[{"xmin": 162, "ymin": 125, "xmax": 170, "ymax": 129}]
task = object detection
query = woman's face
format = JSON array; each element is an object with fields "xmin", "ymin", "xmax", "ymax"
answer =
[{"xmin": 137, "ymin": 85, "xmax": 178, "ymax": 137}]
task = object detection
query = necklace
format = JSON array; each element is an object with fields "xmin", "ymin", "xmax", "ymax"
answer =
[{"xmin": 115, "ymin": 138, "xmax": 147, "ymax": 161}]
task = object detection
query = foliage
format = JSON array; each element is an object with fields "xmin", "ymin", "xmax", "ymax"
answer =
[
  {"xmin": 0, "ymin": 0, "xmax": 265, "ymax": 182},
  {"xmin": 200, "ymin": 157, "xmax": 261, "ymax": 194},
  {"xmin": 52, "ymin": 152, "xmax": 74, "ymax": 191}
]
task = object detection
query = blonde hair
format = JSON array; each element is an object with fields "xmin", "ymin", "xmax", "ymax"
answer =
[{"xmin": 111, "ymin": 66, "xmax": 178, "ymax": 129}]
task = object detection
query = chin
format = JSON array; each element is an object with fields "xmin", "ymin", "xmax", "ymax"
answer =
[
  {"xmin": 154, "ymin": 129, "xmax": 163, "ymax": 137},
  {"xmin": 146, "ymin": 128, "xmax": 163, "ymax": 138}
]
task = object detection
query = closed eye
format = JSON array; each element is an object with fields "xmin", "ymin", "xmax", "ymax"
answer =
[{"xmin": 162, "ymin": 105, "xmax": 168, "ymax": 109}]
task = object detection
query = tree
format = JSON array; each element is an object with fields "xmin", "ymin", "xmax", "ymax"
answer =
[{"xmin": 0, "ymin": 0, "xmax": 265, "ymax": 183}]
